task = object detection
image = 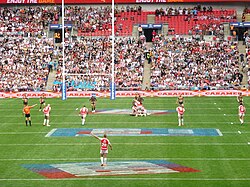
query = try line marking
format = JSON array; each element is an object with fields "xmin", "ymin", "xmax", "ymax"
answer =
[
  {"xmin": 0, "ymin": 158, "xmax": 250, "ymax": 161},
  {"xmin": 1, "ymin": 122, "xmax": 249, "ymax": 126},
  {"xmin": 0, "ymin": 178, "xmax": 250, "ymax": 181}
]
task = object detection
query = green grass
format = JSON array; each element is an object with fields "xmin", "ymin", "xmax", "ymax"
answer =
[{"xmin": 0, "ymin": 97, "xmax": 250, "ymax": 187}]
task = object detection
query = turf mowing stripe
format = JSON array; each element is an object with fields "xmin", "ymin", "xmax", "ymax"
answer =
[
  {"xmin": 0, "ymin": 158, "xmax": 250, "ymax": 161},
  {"xmin": 1, "ymin": 178, "xmax": 250, "ymax": 181},
  {"xmin": 0, "ymin": 143, "xmax": 249, "ymax": 146}
]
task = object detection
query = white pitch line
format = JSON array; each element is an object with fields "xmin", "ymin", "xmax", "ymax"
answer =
[
  {"xmin": 1, "ymin": 121, "xmax": 248, "ymax": 125},
  {"xmin": 0, "ymin": 114, "xmax": 239, "ymax": 117},
  {"xmin": 0, "ymin": 106, "xmax": 234, "ymax": 110},
  {"xmin": 216, "ymin": 129, "xmax": 223, "ymax": 136},
  {"xmin": 45, "ymin": 128, "xmax": 57, "ymax": 137},
  {"xmin": 0, "ymin": 143, "xmax": 249, "ymax": 146},
  {"xmin": 0, "ymin": 158, "xmax": 250, "ymax": 161},
  {"xmin": 0, "ymin": 178, "xmax": 250, "ymax": 181},
  {"xmin": 0, "ymin": 132, "xmax": 47, "ymax": 135}
]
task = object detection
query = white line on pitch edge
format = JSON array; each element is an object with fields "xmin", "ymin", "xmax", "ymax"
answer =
[
  {"xmin": 0, "ymin": 143, "xmax": 248, "ymax": 146},
  {"xmin": 0, "ymin": 178, "xmax": 250, "ymax": 181},
  {"xmin": 0, "ymin": 158, "xmax": 250, "ymax": 161}
]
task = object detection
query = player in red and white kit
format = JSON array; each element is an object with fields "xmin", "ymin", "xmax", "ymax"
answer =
[
  {"xmin": 43, "ymin": 104, "xmax": 51, "ymax": 126},
  {"xmin": 176, "ymin": 104, "xmax": 185, "ymax": 126},
  {"xmin": 79, "ymin": 105, "xmax": 88, "ymax": 126},
  {"xmin": 91, "ymin": 133, "xmax": 112, "ymax": 166},
  {"xmin": 238, "ymin": 102, "xmax": 246, "ymax": 125}
]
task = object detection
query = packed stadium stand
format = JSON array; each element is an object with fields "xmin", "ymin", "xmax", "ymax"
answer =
[{"xmin": 0, "ymin": 2, "xmax": 249, "ymax": 92}]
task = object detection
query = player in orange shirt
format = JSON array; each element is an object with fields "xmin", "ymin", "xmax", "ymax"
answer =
[{"xmin": 23, "ymin": 104, "xmax": 37, "ymax": 126}]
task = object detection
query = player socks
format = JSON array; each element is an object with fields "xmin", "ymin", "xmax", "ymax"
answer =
[
  {"xmin": 104, "ymin": 158, "xmax": 107, "ymax": 165},
  {"xmin": 47, "ymin": 120, "xmax": 50, "ymax": 126},
  {"xmin": 25, "ymin": 120, "xmax": 28, "ymax": 126},
  {"xmin": 43, "ymin": 119, "xmax": 46, "ymax": 126},
  {"xmin": 82, "ymin": 119, "xmax": 85, "ymax": 125},
  {"xmin": 29, "ymin": 121, "xmax": 31, "ymax": 126},
  {"xmin": 100, "ymin": 157, "xmax": 104, "ymax": 165}
]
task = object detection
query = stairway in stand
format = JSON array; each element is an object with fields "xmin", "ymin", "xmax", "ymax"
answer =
[
  {"xmin": 142, "ymin": 42, "xmax": 153, "ymax": 90},
  {"xmin": 238, "ymin": 41, "xmax": 248, "ymax": 86},
  {"xmin": 45, "ymin": 71, "xmax": 56, "ymax": 91}
]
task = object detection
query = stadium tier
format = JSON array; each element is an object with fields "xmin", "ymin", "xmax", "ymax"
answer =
[{"xmin": 0, "ymin": 4, "xmax": 249, "ymax": 92}]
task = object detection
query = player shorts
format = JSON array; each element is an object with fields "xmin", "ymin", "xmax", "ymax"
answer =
[
  {"xmin": 81, "ymin": 114, "xmax": 87, "ymax": 119},
  {"xmin": 239, "ymin": 113, "xmax": 245, "ymax": 117},
  {"xmin": 178, "ymin": 114, "xmax": 184, "ymax": 117},
  {"xmin": 44, "ymin": 114, "xmax": 50, "ymax": 118},
  {"xmin": 100, "ymin": 149, "xmax": 108, "ymax": 154},
  {"xmin": 40, "ymin": 101, "xmax": 45, "ymax": 104},
  {"xmin": 25, "ymin": 114, "xmax": 30, "ymax": 118}
]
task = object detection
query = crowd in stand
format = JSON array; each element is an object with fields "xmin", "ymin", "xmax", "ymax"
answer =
[
  {"xmin": 0, "ymin": 6, "xmax": 60, "ymax": 37},
  {"xmin": 0, "ymin": 36, "xmax": 54, "ymax": 92},
  {"xmin": 155, "ymin": 5, "xmax": 236, "ymax": 18},
  {"xmin": 53, "ymin": 37, "xmax": 112, "ymax": 91},
  {"xmin": 64, "ymin": 6, "xmax": 112, "ymax": 34},
  {"xmin": 114, "ymin": 37, "xmax": 145, "ymax": 90},
  {"xmin": 0, "ymin": 5, "xmax": 248, "ymax": 92},
  {"xmin": 245, "ymin": 33, "xmax": 250, "ymax": 86},
  {"xmin": 188, "ymin": 23, "xmax": 224, "ymax": 37},
  {"xmin": 53, "ymin": 37, "xmax": 145, "ymax": 91},
  {"xmin": 150, "ymin": 35, "xmax": 243, "ymax": 90}
]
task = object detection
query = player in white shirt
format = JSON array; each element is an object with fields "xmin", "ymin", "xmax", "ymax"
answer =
[
  {"xmin": 176, "ymin": 104, "xmax": 185, "ymax": 126},
  {"xmin": 79, "ymin": 105, "xmax": 88, "ymax": 125},
  {"xmin": 91, "ymin": 133, "xmax": 112, "ymax": 166},
  {"xmin": 43, "ymin": 104, "xmax": 51, "ymax": 126},
  {"xmin": 238, "ymin": 102, "xmax": 246, "ymax": 125}
]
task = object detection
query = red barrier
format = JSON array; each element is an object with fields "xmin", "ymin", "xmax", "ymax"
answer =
[{"xmin": 1, "ymin": 90, "xmax": 249, "ymax": 98}]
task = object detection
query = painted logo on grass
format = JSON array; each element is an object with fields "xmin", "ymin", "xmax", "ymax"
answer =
[
  {"xmin": 22, "ymin": 160, "xmax": 200, "ymax": 178},
  {"xmin": 46, "ymin": 128, "xmax": 223, "ymax": 137},
  {"xmin": 91, "ymin": 109, "xmax": 175, "ymax": 115}
]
